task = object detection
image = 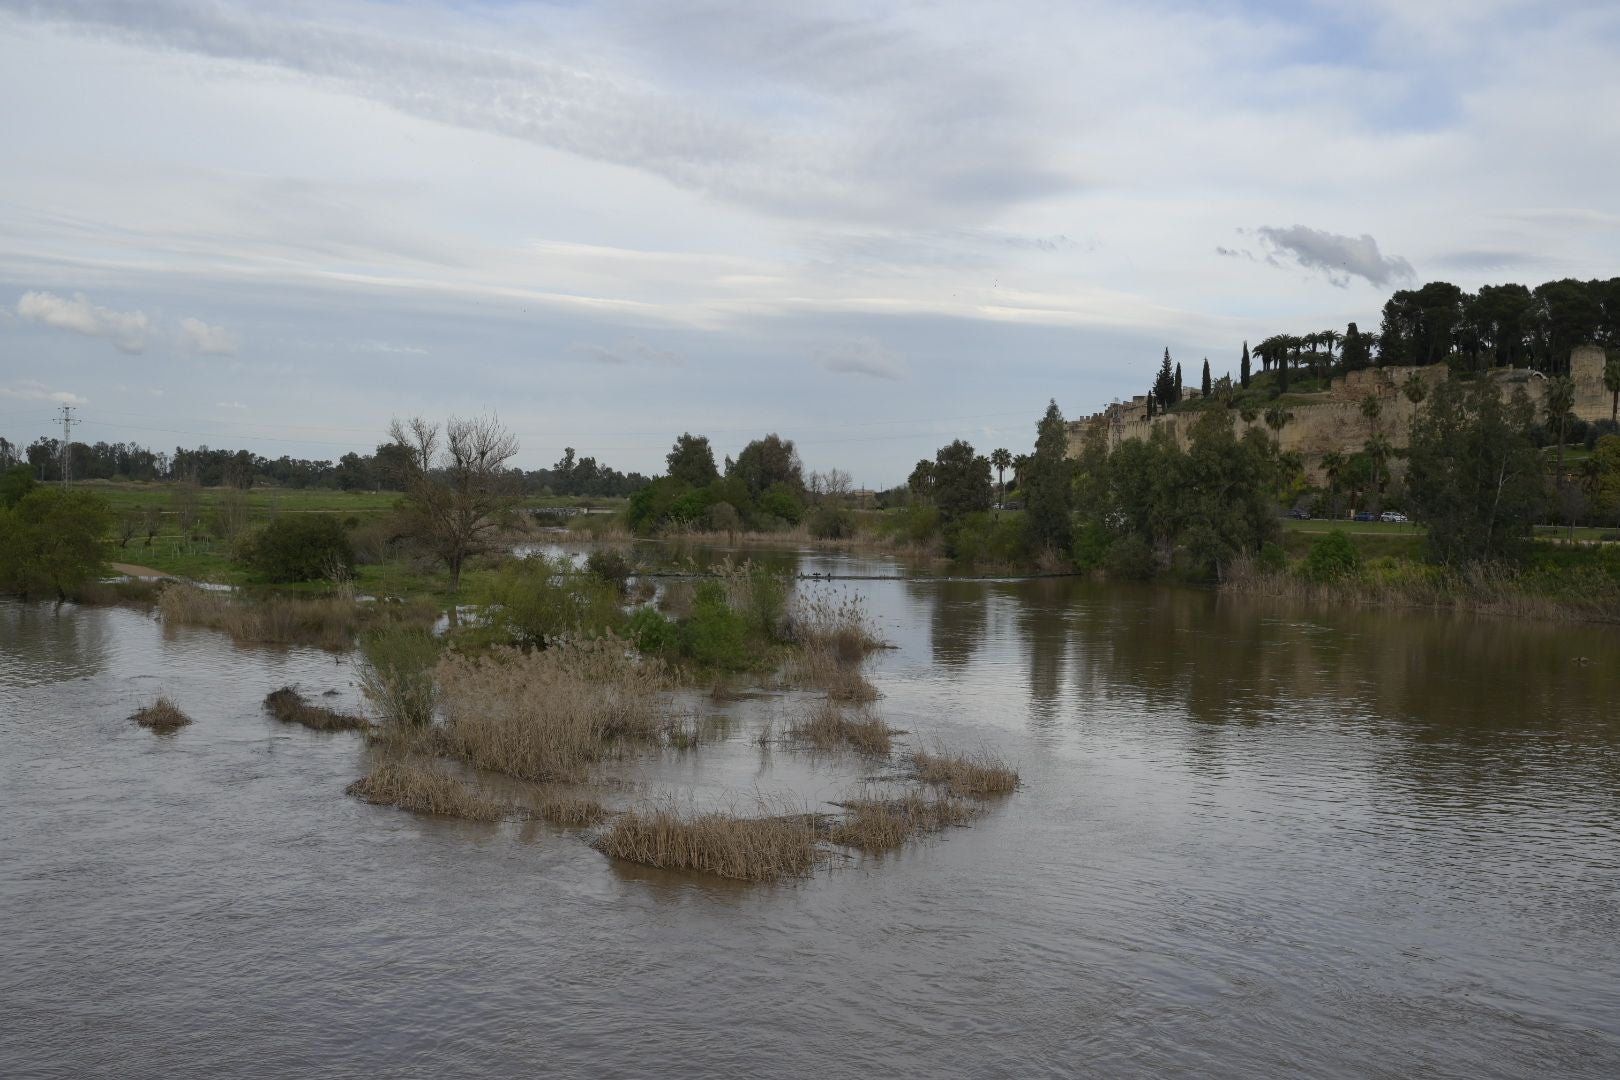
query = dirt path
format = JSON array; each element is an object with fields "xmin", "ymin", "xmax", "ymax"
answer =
[{"xmin": 111, "ymin": 562, "xmax": 173, "ymax": 579}]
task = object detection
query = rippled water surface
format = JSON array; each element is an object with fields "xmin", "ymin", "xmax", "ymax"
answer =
[{"xmin": 4, "ymin": 550, "xmax": 1619, "ymax": 1079}]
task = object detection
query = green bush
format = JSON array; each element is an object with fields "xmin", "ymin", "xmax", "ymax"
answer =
[
  {"xmin": 807, "ymin": 505, "xmax": 855, "ymax": 540},
  {"xmin": 679, "ymin": 581, "xmax": 752, "ymax": 669},
  {"xmin": 242, "ymin": 515, "xmax": 355, "ymax": 583},
  {"xmin": 626, "ymin": 606, "xmax": 679, "ymax": 653},
  {"xmin": 0, "ymin": 487, "xmax": 112, "ymax": 600},
  {"xmin": 742, "ymin": 567, "xmax": 790, "ymax": 640},
  {"xmin": 358, "ymin": 625, "xmax": 442, "ymax": 726},
  {"xmin": 1072, "ymin": 520, "xmax": 1111, "ymax": 572},
  {"xmin": 758, "ymin": 482, "xmax": 804, "ymax": 525},
  {"xmin": 1105, "ymin": 533, "xmax": 1158, "ymax": 581},
  {"xmin": 482, "ymin": 555, "xmax": 623, "ymax": 648},
  {"xmin": 1300, "ymin": 530, "xmax": 1361, "ymax": 583},
  {"xmin": 585, "ymin": 548, "xmax": 634, "ymax": 593},
  {"xmin": 1258, "ymin": 541, "xmax": 1287, "ymax": 573}
]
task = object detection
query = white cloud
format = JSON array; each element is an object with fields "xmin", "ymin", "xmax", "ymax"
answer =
[
  {"xmin": 177, "ymin": 316, "xmax": 239, "ymax": 356},
  {"xmin": 812, "ymin": 338, "xmax": 908, "ymax": 381},
  {"xmin": 0, "ymin": 379, "xmax": 88, "ymax": 404},
  {"xmin": 1252, "ymin": 226, "xmax": 1417, "ymax": 288},
  {"xmin": 15, "ymin": 290, "xmax": 149, "ymax": 352},
  {"xmin": 569, "ymin": 338, "xmax": 683, "ymax": 366},
  {"xmin": 214, "ymin": 400, "xmax": 246, "ymax": 409}
]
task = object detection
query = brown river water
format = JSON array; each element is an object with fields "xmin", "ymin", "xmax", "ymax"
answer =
[{"xmin": 3, "ymin": 545, "xmax": 1619, "ymax": 1078}]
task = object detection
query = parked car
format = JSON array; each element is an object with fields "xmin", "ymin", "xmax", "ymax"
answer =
[
  {"xmin": 1380, "ymin": 511, "xmax": 1408, "ymax": 523},
  {"xmin": 1288, "ymin": 508, "xmax": 1311, "ymax": 520},
  {"xmin": 1353, "ymin": 511, "xmax": 1376, "ymax": 522}
]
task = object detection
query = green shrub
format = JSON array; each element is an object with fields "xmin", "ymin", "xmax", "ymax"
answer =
[
  {"xmin": 242, "ymin": 514, "xmax": 354, "ymax": 583},
  {"xmin": 1257, "ymin": 541, "xmax": 1287, "ymax": 573},
  {"xmin": 482, "ymin": 555, "xmax": 623, "ymax": 648},
  {"xmin": 626, "ymin": 606, "xmax": 679, "ymax": 653},
  {"xmin": 1300, "ymin": 530, "xmax": 1361, "ymax": 583},
  {"xmin": 358, "ymin": 625, "xmax": 442, "ymax": 726},
  {"xmin": 680, "ymin": 581, "xmax": 751, "ymax": 669},
  {"xmin": 742, "ymin": 567, "xmax": 790, "ymax": 640},
  {"xmin": 1072, "ymin": 520, "xmax": 1111, "ymax": 572},
  {"xmin": 807, "ymin": 505, "xmax": 855, "ymax": 540},
  {"xmin": 1105, "ymin": 533, "xmax": 1157, "ymax": 580},
  {"xmin": 903, "ymin": 505, "xmax": 941, "ymax": 546},
  {"xmin": 0, "ymin": 487, "xmax": 112, "ymax": 599},
  {"xmin": 758, "ymin": 482, "xmax": 804, "ymax": 525},
  {"xmin": 585, "ymin": 548, "xmax": 634, "ymax": 593}
]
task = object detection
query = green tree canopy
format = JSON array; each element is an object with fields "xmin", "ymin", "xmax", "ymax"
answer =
[
  {"xmin": 0, "ymin": 487, "xmax": 113, "ymax": 600},
  {"xmin": 729, "ymin": 434, "xmax": 803, "ymax": 500},
  {"xmin": 931, "ymin": 439, "xmax": 992, "ymax": 524},
  {"xmin": 665, "ymin": 433, "xmax": 719, "ymax": 488},
  {"xmin": 1022, "ymin": 400, "xmax": 1074, "ymax": 552}
]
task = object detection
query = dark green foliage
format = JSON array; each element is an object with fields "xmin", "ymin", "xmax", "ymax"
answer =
[
  {"xmin": 943, "ymin": 512, "xmax": 1027, "ymax": 565},
  {"xmin": 1104, "ymin": 534, "xmax": 1157, "ymax": 580},
  {"xmin": 931, "ymin": 439, "xmax": 993, "ymax": 524},
  {"xmin": 1022, "ymin": 400, "xmax": 1074, "ymax": 554},
  {"xmin": 1174, "ymin": 362, "xmax": 1183, "ymax": 404},
  {"xmin": 1153, "ymin": 348, "xmax": 1175, "ymax": 409},
  {"xmin": 1407, "ymin": 380, "xmax": 1548, "ymax": 565},
  {"xmin": 666, "ymin": 433, "xmax": 719, "ymax": 488},
  {"xmin": 1240, "ymin": 341, "xmax": 1251, "ymax": 388},
  {"xmin": 1, "ymin": 464, "xmax": 36, "ymax": 509},
  {"xmin": 242, "ymin": 514, "xmax": 355, "ymax": 583},
  {"xmin": 1300, "ymin": 530, "xmax": 1360, "ymax": 583},
  {"xmin": 808, "ymin": 505, "xmax": 855, "ymax": 539},
  {"xmin": 757, "ymin": 482, "xmax": 804, "ymax": 524},
  {"xmin": 626, "ymin": 606, "xmax": 679, "ymax": 653},
  {"xmin": 0, "ymin": 487, "xmax": 113, "ymax": 600},
  {"xmin": 481, "ymin": 555, "xmax": 624, "ymax": 648},
  {"xmin": 1071, "ymin": 519, "xmax": 1111, "ymax": 572},
  {"xmin": 730, "ymin": 434, "xmax": 804, "ymax": 501},
  {"xmin": 1201, "ymin": 358, "xmax": 1212, "ymax": 398},
  {"xmin": 1257, "ymin": 541, "xmax": 1286, "ymax": 573},
  {"xmin": 585, "ymin": 548, "xmax": 634, "ymax": 593}
]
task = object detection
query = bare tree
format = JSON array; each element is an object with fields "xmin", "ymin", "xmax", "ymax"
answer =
[
  {"xmin": 172, "ymin": 483, "xmax": 201, "ymax": 550},
  {"xmin": 392, "ymin": 413, "xmax": 520, "ymax": 591},
  {"xmin": 824, "ymin": 468, "xmax": 852, "ymax": 500}
]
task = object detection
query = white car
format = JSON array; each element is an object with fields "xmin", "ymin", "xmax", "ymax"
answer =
[{"xmin": 1380, "ymin": 511, "xmax": 1408, "ymax": 523}]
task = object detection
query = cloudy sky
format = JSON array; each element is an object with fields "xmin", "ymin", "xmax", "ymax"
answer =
[{"xmin": 2, "ymin": 0, "xmax": 1617, "ymax": 483}]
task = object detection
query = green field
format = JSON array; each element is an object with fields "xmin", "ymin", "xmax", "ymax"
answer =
[{"xmin": 78, "ymin": 480, "xmax": 625, "ymax": 516}]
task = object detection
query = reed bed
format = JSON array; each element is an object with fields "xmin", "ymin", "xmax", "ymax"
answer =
[
  {"xmin": 436, "ymin": 639, "xmax": 672, "ymax": 783},
  {"xmin": 788, "ymin": 700, "xmax": 894, "ymax": 756},
  {"xmin": 263, "ymin": 686, "xmax": 370, "ymax": 732},
  {"xmin": 828, "ymin": 791, "xmax": 979, "ymax": 851},
  {"xmin": 159, "ymin": 584, "xmax": 361, "ymax": 649},
  {"xmin": 594, "ymin": 799, "xmax": 824, "ymax": 881},
  {"xmin": 131, "ymin": 697, "xmax": 191, "ymax": 734},
  {"xmin": 529, "ymin": 790, "xmax": 610, "ymax": 827},
  {"xmin": 911, "ymin": 748, "xmax": 1020, "ymax": 797},
  {"xmin": 345, "ymin": 758, "xmax": 508, "ymax": 821}
]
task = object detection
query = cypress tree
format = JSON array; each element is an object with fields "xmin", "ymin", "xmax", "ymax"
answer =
[
  {"xmin": 1240, "ymin": 341, "xmax": 1251, "ymax": 388},
  {"xmin": 1201, "ymin": 358, "xmax": 1212, "ymax": 398},
  {"xmin": 1146, "ymin": 387, "xmax": 1156, "ymax": 418},
  {"xmin": 1152, "ymin": 348, "xmax": 1175, "ymax": 409},
  {"xmin": 1174, "ymin": 362, "xmax": 1183, "ymax": 404}
]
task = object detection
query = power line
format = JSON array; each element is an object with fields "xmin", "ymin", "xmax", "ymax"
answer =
[{"xmin": 58, "ymin": 405, "xmax": 78, "ymax": 486}]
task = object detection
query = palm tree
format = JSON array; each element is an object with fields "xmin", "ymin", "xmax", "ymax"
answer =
[
  {"xmin": 1263, "ymin": 404, "xmax": 1293, "ymax": 449},
  {"xmin": 1605, "ymin": 353, "xmax": 1620, "ymax": 424},
  {"xmin": 1321, "ymin": 328, "xmax": 1342, "ymax": 370},
  {"xmin": 1360, "ymin": 393, "xmax": 1382, "ymax": 439},
  {"xmin": 990, "ymin": 447, "xmax": 1012, "ymax": 511},
  {"xmin": 1213, "ymin": 374, "xmax": 1234, "ymax": 407},
  {"xmin": 1320, "ymin": 449, "xmax": 1347, "ymax": 509},
  {"xmin": 1547, "ymin": 375, "xmax": 1576, "ymax": 488},
  {"xmin": 1365, "ymin": 434, "xmax": 1393, "ymax": 496},
  {"xmin": 1402, "ymin": 372, "xmax": 1428, "ymax": 406}
]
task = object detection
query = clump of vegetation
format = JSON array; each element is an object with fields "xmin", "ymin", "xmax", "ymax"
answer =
[
  {"xmin": 238, "ymin": 514, "xmax": 355, "ymax": 583},
  {"xmin": 358, "ymin": 625, "xmax": 443, "ymax": 726},
  {"xmin": 529, "ymin": 789, "xmax": 610, "ymax": 827},
  {"xmin": 436, "ymin": 639, "xmax": 671, "ymax": 782},
  {"xmin": 131, "ymin": 696, "xmax": 191, "ymax": 734},
  {"xmin": 477, "ymin": 554, "xmax": 625, "ymax": 648},
  {"xmin": 0, "ymin": 486, "xmax": 112, "ymax": 601},
  {"xmin": 345, "ymin": 758, "xmax": 508, "ymax": 821},
  {"xmin": 781, "ymin": 589, "xmax": 883, "ymax": 701},
  {"xmin": 264, "ymin": 686, "xmax": 370, "ymax": 732},
  {"xmin": 595, "ymin": 800, "xmax": 824, "ymax": 881},
  {"xmin": 911, "ymin": 748, "xmax": 1020, "ymax": 797},
  {"xmin": 1300, "ymin": 529, "xmax": 1361, "ymax": 583},
  {"xmin": 584, "ymin": 548, "xmax": 635, "ymax": 593},
  {"xmin": 828, "ymin": 791, "xmax": 979, "ymax": 852},
  {"xmin": 788, "ymin": 700, "xmax": 894, "ymax": 755},
  {"xmin": 159, "ymin": 583, "xmax": 363, "ymax": 649}
]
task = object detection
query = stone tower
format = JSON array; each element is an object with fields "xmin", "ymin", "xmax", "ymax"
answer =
[{"xmin": 1570, "ymin": 344, "xmax": 1611, "ymax": 423}]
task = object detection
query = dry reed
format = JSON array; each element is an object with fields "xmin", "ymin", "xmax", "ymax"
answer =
[
  {"xmin": 264, "ymin": 686, "xmax": 370, "ymax": 732},
  {"xmin": 911, "ymin": 748, "xmax": 1020, "ymax": 797},
  {"xmin": 131, "ymin": 697, "xmax": 191, "ymax": 734},
  {"xmin": 529, "ymin": 790, "xmax": 610, "ymax": 827},
  {"xmin": 788, "ymin": 700, "xmax": 894, "ymax": 755},
  {"xmin": 345, "ymin": 758, "xmax": 508, "ymax": 821},
  {"xmin": 159, "ymin": 584, "xmax": 361, "ymax": 649},
  {"xmin": 828, "ymin": 790, "xmax": 979, "ymax": 851},
  {"xmin": 594, "ymin": 799, "xmax": 823, "ymax": 881},
  {"xmin": 436, "ymin": 639, "xmax": 672, "ymax": 782}
]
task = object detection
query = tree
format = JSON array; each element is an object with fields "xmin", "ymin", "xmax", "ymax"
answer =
[
  {"xmin": 1200, "ymin": 358, "xmax": 1211, "ymax": 398},
  {"xmin": 1605, "ymin": 352, "xmax": 1620, "ymax": 424},
  {"xmin": 1263, "ymin": 405, "xmax": 1293, "ymax": 449},
  {"xmin": 1240, "ymin": 341, "xmax": 1252, "ymax": 389},
  {"xmin": 1407, "ymin": 380, "xmax": 1546, "ymax": 564},
  {"xmin": 243, "ymin": 515, "xmax": 355, "ymax": 583},
  {"xmin": 1402, "ymin": 373, "xmax": 1429, "ymax": 406},
  {"xmin": 931, "ymin": 439, "xmax": 992, "ymax": 524},
  {"xmin": 1023, "ymin": 401, "xmax": 1074, "ymax": 553},
  {"xmin": 730, "ymin": 434, "xmax": 803, "ymax": 500},
  {"xmin": 907, "ymin": 459, "xmax": 935, "ymax": 503},
  {"xmin": 1546, "ymin": 374, "xmax": 1576, "ymax": 490},
  {"xmin": 1174, "ymin": 362, "xmax": 1183, "ymax": 404},
  {"xmin": 0, "ymin": 488, "xmax": 113, "ymax": 600},
  {"xmin": 666, "ymin": 433, "xmax": 719, "ymax": 488},
  {"xmin": 1340, "ymin": 322, "xmax": 1372, "ymax": 372},
  {"xmin": 1153, "ymin": 348, "xmax": 1175, "ymax": 409},
  {"xmin": 1, "ymin": 463, "xmax": 36, "ymax": 509},
  {"xmin": 391, "ymin": 413, "xmax": 520, "ymax": 592},
  {"xmin": 989, "ymin": 447, "xmax": 1013, "ymax": 510}
]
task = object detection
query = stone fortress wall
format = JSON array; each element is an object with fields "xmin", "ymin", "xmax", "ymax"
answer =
[{"xmin": 1068, "ymin": 345, "xmax": 1610, "ymax": 479}]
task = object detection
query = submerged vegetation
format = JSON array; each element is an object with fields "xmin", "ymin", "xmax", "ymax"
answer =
[
  {"xmin": 345, "ymin": 758, "xmax": 509, "ymax": 822},
  {"xmin": 264, "ymin": 686, "xmax": 370, "ymax": 732},
  {"xmin": 594, "ymin": 801, "xmax": 826, "ymax": 882},
  {"xmin": 130, "ymin": 697, "xmax": 191, "ymax": 734}
]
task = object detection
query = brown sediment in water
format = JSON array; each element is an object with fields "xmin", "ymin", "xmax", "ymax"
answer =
[
  {"xmin": 131, "ymin": 697, "xmax": 191, "ymax": 734},
  {"xmin": 264, "ymin": 686, "xmax": 370, "ymax": 732}
]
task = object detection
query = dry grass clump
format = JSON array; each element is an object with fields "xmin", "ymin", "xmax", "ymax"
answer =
[
  {"xmin": 345, "ymin": 758, "xmax": 508, "ymax": 821},
  {"xmin": 788, "ymin": 700, "xmax": 894, "ymax": 755},
  {"xmin": 159, "ymin": 584, "xmax": 361, "ymax": 649},
  {"xmin": 828, "ymin": 791, "xmax": 979, "ymax": 851},
  {"xmin": 791, "ymin": 590, "xmax": 884, "ymax": 659},
  {"xmin": 911, "ymin": 748, "xmax": 1020, "ymax": 796},
  {"xmin": 131, "ymin": 697, "xmax": 191, "ymax": 734},
  {"xmin": 436, "ymin": 639, "xmax": 671, "ymax": 782},
  {"xmin": 264, "ymin": 686, "xmax": 370, "ymax": 732},
  {"xmin": 595, "ymin": 800, "xmax": 824, "ymax": 881},
  {"xmin": 529, "ymin": 790, "xmax": 610, "ymax": 827}
]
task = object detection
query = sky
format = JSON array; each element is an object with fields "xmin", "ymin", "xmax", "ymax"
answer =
[{"xmin": 1, "ymin": 0, "xmax": 1618, "ymax": 486}]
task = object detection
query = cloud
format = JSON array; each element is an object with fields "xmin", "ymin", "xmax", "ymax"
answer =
[
  {"xmin": 1428, "ymin": 249, "xmax": 1549, "ymax": 271},
  {"xmin": 178, "ymin": 316, "xmax": 239, "ymax": 356},
  {"xmin": 812, "ymin": 338, "xmax": 908, "ymax": 380},
  {"xmin": 353, "ymin": 340, "xmax": 427, "ymax": 355},
  {"xmin": 0, "ymin": 379, "xmax": 87, "ymax": 404},
  {"xmin": 1253, "ymin": 225, "xmax": 1416, "ymax": 288},
  {"xmin": 569, "ymin": 338, "xmax": 683, "ymax": 367},
  {"xmin": 214, "ymin": 400, "xmax": 246, "ymax": 409},
  {"xmin": 16, "ymin": 290, "xmax": 149, "ymax": 352}
]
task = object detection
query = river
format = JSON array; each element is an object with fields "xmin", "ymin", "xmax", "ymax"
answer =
[{"xmin": 3, "ymin": 546, "xmax": 1618, "ymax": 1078}]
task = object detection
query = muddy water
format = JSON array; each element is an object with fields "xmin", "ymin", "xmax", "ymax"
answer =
[{"xmin": 3, "ymin": 552, "xmax": 1619, "ymax": 1079}]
